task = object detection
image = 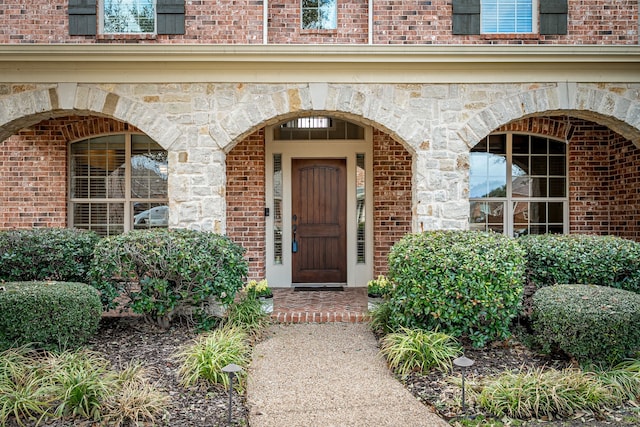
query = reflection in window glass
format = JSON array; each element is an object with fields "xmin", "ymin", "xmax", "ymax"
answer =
[
  {"xmin": 301, "ymin": 0, "xmax": 337, "ymax": 29},
  {"xmin": 469, "ymin": 133, "xmax": 567, "ymax": 237},
  {"xmin": 102, "ymin": 0, "xmax": 155, "ymax": 34},
  {"xmin": 70, "ymin": 133, "xmax": 168, "ymax": 236}
]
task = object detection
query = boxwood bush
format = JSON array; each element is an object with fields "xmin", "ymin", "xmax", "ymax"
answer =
[
  {"xmin": 532, "ymin": 284, "xmax": 640, "ymax": 366},
  {"xmin": 0, "ymin": 228, "xmax": 100, "ymax": 283},
  {"xmin": 519, "ymin": 234, "xmax": 640, "ymax": 293},
  {"xmin": 90, "ymin": 229, "xmax": 247, "ymax": 328},
  {"xmin": 387, "ymin": 231, "xmax": 526, "ymax": 347},
  {"xmin": 0, "ymin": 282, "xmax": 102, "ymax": 352}
]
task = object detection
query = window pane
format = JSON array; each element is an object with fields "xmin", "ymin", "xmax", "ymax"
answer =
[
  {"xmin": 133, "ymin": 202, "xmax": 168, "ymax": 229},
  {"xmin": 531, "ymin": 177, "xmax": 547, "ymax": 197},
  {"xmin": 549, "ymin": 156, "xmax": 566, "ymax": 176},
  {"xmin": 531, "ymin": 156, "xmax": 547, "ymax": 175},
  {"xmin": 131, "ymin": 135, "xmax": 168, "ymax": 199},
  {"xmin": 273, "ymin": 154, "xmax": 283, "ymax": 265},
  {"xmin": 512, "ymin": 134, "xmax": 529, "ymax": 154},
  {"xmin": 470, "ymin": 152, "xmax": 507, "ymax": 198},
  {"xmin": 302, "ymin": 0, "xmax": 336, "ymax": 30},
  {"xmin": 470, "ymin": 201, "xmax": 504, "ymax": 233},
  {"xmin": 548, "ymin": 202, "xmax": 564, "ymax": 223},
  {"xmin": 549, "ymin": 178, "xmax": 566, "ymax": 197},
  {"xmin": 529, "ymin": 202, "xmax": 547, "ymax": 223},
  {"xmin": 73, "ymin": 202, "xmax": 125, "ymax": 237},
  {"xmin": 103, "ymin": 0, "xmax": 155, "ymax": 34},
  {"xmin": 356, "ymin": 154, "xmax": 366, "ymax": 264},
  {"xmin": 481, "ymin": 0, "xmax": 532, "ymax": 34}
]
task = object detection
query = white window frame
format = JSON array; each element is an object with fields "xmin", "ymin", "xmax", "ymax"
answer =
[
  {"xmin": 68, "ymin": 132, "xmax": 168, "ymax": 236},
  {"xmin": 98, "ymin": 0, "xmax": 157, "ymax": 35},
  {"xmin": 469, "ymin": 132, "xmax": 569, "ymax": 237},
  {"xmin": 301, "ymin": 0, "xmax": 338, "ymax": 30},
  {"xmin": 481, "ymin": 0, "xmax": 538, "ymax": 34}
]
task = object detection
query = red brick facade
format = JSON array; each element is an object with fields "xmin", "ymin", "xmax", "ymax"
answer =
[
  {"xmin": 0, "ymin": 116, "xmax": 139, "ymax": 229},
  {"xmin": 1, "ymin": 0, "xmax": 636, "ymax": 44},
  {"xmin": 372, "ymin": 129, "xmax": 412, "ymax": 276},
  {"xmin": 497, "ymin": 117, "xmax": 640, "ymax": 241},
  {"xmin": 226, "ymin": 129, "xmax": 267, "ymax": 281}
]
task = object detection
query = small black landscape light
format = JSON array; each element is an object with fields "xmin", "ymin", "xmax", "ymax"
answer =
[
  {"xmin": 222, "ymin": 363, "xmax": 243, "ymax": 425},
  {"xmin": 453, "ymin": 355, "xmax": 475, "ymax": 416}
]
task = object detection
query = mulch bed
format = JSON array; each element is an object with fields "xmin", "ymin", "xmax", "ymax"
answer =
[
  {"xmin": 401, "ymin": 338, "xmax": 640, "ymax": 426},
  {"xmin": 37, "ymin": 317, "xmax": 248, "ymax": 427}
]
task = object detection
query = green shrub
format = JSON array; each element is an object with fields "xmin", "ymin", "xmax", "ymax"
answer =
[
  {"xmin": 532, "ymin": 284, "xmax": 640, "ymax": 366},
  {"xmin": 379, "ymin": 328, "xmax": 461, "ymax": 378},
  {"xmin": 387, "ymin": 231, "xmax": 526, "ymax": 347},
  {"xmin": 89, "ymin": 229, "xmax": 248, "ymax": 328},
  {"xmin": 0, "ymin": 282, "xmax": 102, "ymax": 352},
  {"xmin": 519, "ymin": 234, "xmax": 640, "ymax": 293},
  {"xmin": 224, "ymin": 290, "xmax": 271, "ymax": 338},
  {"xmin": 478, "ymin": 367, "xmax": 614, "ymax": 419},
  {"xmin": 174, "ymin": 325, "xmax": 250, "ymax": 391},
  {"xmin": 0, "ymin": 228, "xmax": 100, "ymax": 283}
]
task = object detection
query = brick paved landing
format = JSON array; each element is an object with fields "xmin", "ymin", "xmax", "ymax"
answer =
[{"xmin": 270, "ymin": 287, "xmax": 369, "ymax": 323}]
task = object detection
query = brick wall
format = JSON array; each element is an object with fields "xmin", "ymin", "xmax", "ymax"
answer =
[
  {"xmin": 373, "ymin": 129, "xmax": 412, "ymax": 276},
  {"xmin": 226, "ymin": 129, "xmax": 267, "ymax": 282},
  {"xmin": 1, "ymin": 0, "xmax": 636, "ymax": 44},
  {"xmin": 610, "ymin": 136, "xmax": 640, "ymax": 241},
  {"xmin": 0, "ymin": 116, "xmax": 136, "ymax": 229},
  {"xmin": 497, "ymin": 116, "xmax": 640, "ymax": 241}
]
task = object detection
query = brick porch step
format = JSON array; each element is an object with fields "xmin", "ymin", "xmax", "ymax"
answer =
[{"xmin": 269, "ymin": 287, "xmax": 370, "ymax": 323}]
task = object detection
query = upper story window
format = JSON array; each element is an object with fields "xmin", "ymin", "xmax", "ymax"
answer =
[
  {"xmin": 101, "ymin": 0, "xmax": 156, "ymax": 34},
  {"xmin": 481, "ymin": 0, "xmax": 534, "ymax": 34},
  {"xmin": 469, "ymin": 133, "xmax": 568, "ymax": 237},
  {"xmin": 69, "ymin": 0, "xmax": 185, "ymax": 36},
  {"xmin": 69, "ymin": 133, "xmax": 168, "ymax": 236},
  {"xmin": 301, "ymin": 0, "xmax": 337, "ymax": 30},
  {"xmin": 452, "ymin": 0, "xmax": 567, "ymax": 35}
]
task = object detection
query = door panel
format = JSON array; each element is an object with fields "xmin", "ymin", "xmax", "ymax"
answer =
[{"xmin": 292, "ymin": 159, "xmax": 347, "ymax": 283}]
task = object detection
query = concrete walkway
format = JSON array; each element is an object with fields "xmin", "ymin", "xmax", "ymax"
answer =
[{"xmin": 246, "ymin": 323, "xmax": 449, "ymax": 427}]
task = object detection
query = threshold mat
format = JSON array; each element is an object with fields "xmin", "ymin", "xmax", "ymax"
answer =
[{"xmin": 294, "ymin": 286, "xmax": 345, "ymax": 292}]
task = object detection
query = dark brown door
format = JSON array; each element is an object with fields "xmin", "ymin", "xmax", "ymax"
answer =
[{"xmin": 292, "ymin": 158, "xmax": 347, "ymax": 283}]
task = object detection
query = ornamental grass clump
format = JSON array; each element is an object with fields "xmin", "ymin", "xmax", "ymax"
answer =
[
  {"xmin": 478, "ymin": 367, "xmax": 614, "ymax": 419},
  {"xmin": 174, "ymin": 325, "xmax": 251, "ymax": 392},
  {"xmin": 379, "ymin": 327, "xmax": 461, "ymax": 378},
  {"xmin": 388, "ymin": 231, "xmax": 526, "ymax": 347},
  {"xmin": 593, "ymin": 359, "xmax": 640, "ymax": 403}
]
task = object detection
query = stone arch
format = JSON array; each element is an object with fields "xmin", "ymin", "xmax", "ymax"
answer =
[
  {"xmin": 458, "ymin": 84, "xmax": 640, "ymax": 148},
  {"xmin": 209, "ymin": 83, "xmax": 421, "ymax": 155},
  {"xmin": 0, "ymin": 85, "xmax": 183, "ymax": 150}
]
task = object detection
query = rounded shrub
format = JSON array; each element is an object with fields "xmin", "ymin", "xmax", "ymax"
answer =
[
  {"xmin": 519, "ymin": 234, "xmax": 640, "ymax": 294},
  {"xmin": 90, "ymin": 229, "xmax": 248, "ymax": 328},
  {"xmin": 532, "ymin": 284, "xmax": 640, "ymax": 366},
  {"xmin": 387, "ymin": 230, "xmax": 526, "ymax": 347},
  {"xmin": 0, "ymin": 228, "xmax": 100, "ymax": 283},
  {"xmin": 0, "ymin": 282, "xmax": 102, "ymax": 352}
]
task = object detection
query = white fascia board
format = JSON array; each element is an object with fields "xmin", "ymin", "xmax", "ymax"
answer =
[{"xmin": 0, "ymin": 44, "xmax": 639, "ymax": 84}]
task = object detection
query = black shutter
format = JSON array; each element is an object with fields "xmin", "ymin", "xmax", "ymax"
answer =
[
  {"xmin": 540, "ymin": 0, "xmax": 568, "ymax": 35},
  {"xmin": 69, "ymin": 0, "xmax": 96, "ymax": 36},
  {"xmin": 157, "ymin": 0, "xmax": 185, "ymax": 35},
  {"xmin": 452, "ymin": 0, "xmax": 481, "ymax": 35}
]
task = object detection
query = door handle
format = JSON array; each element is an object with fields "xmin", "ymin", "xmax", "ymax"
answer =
[{"xmin": 292, "ymin": 215, "xmax": 298, "ymax": 253}]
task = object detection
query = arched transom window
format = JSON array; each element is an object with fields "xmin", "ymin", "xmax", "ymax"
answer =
[
  {"xmin": 469, "ymin": 133, "xmax": 568, "ymax": 237},
  {"xmin": 69, "ymin": 133, "xmax": 168, "ymax": 236}
]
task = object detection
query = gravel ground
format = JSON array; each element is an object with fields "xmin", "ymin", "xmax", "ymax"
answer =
[{"xmin": 247, "ymin": 323, "xmax": 448, "ymax": 427}]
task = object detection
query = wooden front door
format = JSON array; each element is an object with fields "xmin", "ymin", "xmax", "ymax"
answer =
[{"xmin": 291, "ymin": 158, "xmax": 347, "ymax": 283}]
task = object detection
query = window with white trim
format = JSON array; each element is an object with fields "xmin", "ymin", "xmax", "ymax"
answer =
[
  {"xmin": 301, "ymin": 0, "xmax": 337, "ymax": 30},
  {"xmin": 469, "ymin": 133, "xmax": 567, "ymax": 237},
  {"xmin": 100, "ymin": 0, "xmax": 156, "ymax": 34},
  {"xmin": 69, "ymin": 133, "xmax": 168, "ymax": 236},
  {"xmin": 481, "ymin": 0, "xmax": 534, "ymax": 34}
]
